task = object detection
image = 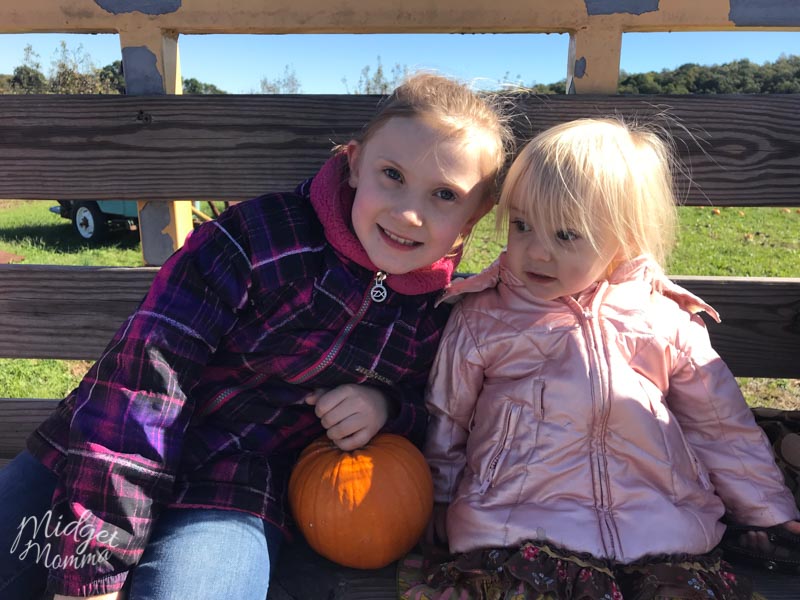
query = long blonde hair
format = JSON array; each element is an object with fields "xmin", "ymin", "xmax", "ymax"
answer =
[{"xmin": 497, "ymin": 117, "xmax": 679, "ymax": 266}]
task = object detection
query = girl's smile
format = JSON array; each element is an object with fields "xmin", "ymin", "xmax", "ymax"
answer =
[{"xmin": 379, "ymin": 225, "xmax": 422, "ymax": 249}]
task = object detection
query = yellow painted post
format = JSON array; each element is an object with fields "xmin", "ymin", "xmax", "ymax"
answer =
[
  {"xmin": 120, "ymin": 27, "xmax": 193, "ymax": 266},
  {"xmin": 567, "ymin": 25, "xmax": 623, "ymax": 94}
]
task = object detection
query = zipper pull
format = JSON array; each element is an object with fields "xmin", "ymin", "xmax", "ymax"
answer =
[{"xmin": 370, "ymin": 271, "xmax": 388, "ymax": 303}]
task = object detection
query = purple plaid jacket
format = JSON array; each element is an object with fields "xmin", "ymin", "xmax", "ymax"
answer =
[{"xmin": 27, "ymin": 154, "xmax": 457, "ymax": 596}]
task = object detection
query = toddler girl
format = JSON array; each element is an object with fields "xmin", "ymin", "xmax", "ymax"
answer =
[{"xmin": 402, "ymin": 118, "xmax": 800, "ymax": 599}]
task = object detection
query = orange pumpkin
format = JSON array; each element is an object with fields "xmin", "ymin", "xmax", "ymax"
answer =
[{"xmin": 288, "ymin": 433, "xmax": 433, "ymax": 569}]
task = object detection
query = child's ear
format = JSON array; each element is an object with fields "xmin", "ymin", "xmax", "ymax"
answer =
[{"xmin": 346, "ymin": 140, "xmax": 361, "ymax": 188}]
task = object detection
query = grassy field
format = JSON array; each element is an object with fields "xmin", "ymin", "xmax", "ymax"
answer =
[{"xmin": 1, "ymin": 199, "xmax": 799, "ymax": 407}]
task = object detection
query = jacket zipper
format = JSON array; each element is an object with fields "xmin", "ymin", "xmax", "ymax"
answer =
[
  {"xmin": 574, "ymin": 290, "xmax": 621, "ymax": 558},
  {"xmin": 479, "ymin": 403, "xmax": 521, "ymax": 494},
  {"xmin": 199, "ymin": 372, "xmax": 269, "ymax": 418},
  {"xmin": 286, "ymin": 271, "xmax": 386, "ymax": 384}
]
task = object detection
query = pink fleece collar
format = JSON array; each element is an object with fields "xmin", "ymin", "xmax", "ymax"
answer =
[{"xmin": 309, "ymin": 152, "xmax": 460, "ymax": 296}]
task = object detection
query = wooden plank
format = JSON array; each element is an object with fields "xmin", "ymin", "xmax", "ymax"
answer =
[
  {"xmin": 0, "ymin": 266, "xmax": 798, "ymax": 377},
  {"xmin": 0, "ymin": 94, "xmax": 379, "ymax": 202},
  {"xmin": 0, "ymin": 265, "xmax": 157, "ymax": 360},
  {"xmin": 674, "ymin": 276, "xmax": 800, "ymax": 378},
  {"xmin": 2, "ymin": 94, "xmax": 800, "ymax": 206},
  {"xmin": 0, "ymin": 398, "xmax": 58, "ymax": 462}
]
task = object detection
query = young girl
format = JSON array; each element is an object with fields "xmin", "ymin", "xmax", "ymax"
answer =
[
  {"xmin": 401, "ymin": 118, "xmax": 800, "ymax": 600},
  {"xmin": 0, "ymin": 73, "xmax": 511, "ymax": 600}
]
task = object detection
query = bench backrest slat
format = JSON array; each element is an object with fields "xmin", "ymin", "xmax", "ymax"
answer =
[
  {"xmin": 2, "ymin": 94, "xmax": 800, "ymax": 206},
  {"xmin": 1, "ymin": 265, "xmax": 797, "ymax": 378}
]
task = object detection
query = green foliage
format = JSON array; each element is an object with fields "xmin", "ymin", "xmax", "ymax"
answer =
[
  {"xmin": 99, "ymin": 60, "xmax": 126, "ymax": 94},
  {"xmin": 259, "ymin": 65, "xmax": 301, "ymax": 94},
  {"xmin": 1, "ymin": 42, "xmax": 220, "ymax": 95},
  {"xmin": 47, "ymin": 41, "xmax": 120, "ymax": 94},
  {"xmin": 619, "ymin": 54, "xmax": 800, "ymax": 95},
  {"xmin": 525, "ymin": 54, "xmax": 800, "ymax": 95},
  {"xmin": 182, "ymin": 77, "xmax": 227, "ymax": 94},
  {"xmin": 342, "ymin": 56, "xmax": 408, "ymax": 94}
]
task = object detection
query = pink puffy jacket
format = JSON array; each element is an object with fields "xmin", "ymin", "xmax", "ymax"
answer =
[{"xmin": 425, "ymin": 254, "xmax": 799, "ymax": 562}]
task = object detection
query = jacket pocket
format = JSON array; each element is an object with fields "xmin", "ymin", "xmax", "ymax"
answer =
[{"xmin": 479, "ymin": 401, "xmax": 522, "ymax": 494}]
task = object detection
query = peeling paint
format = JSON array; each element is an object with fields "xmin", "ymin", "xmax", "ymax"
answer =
[
  {"xmin": 574, "ymin": 57, "xmax": 587, "ymax": 78},
  {"xmin": 138, "ymin": 203, "xmax": 177, "ymax": 265},
  {"xmin": 729, "ymin": 0, "xmax": 800, "ymax": 26},
  {"xmin": 585, "ymin": 0, "xmax": 658, "ymax": 16},
  {"xmin": 95, "ymin": 0, "xmax": 181, "ymax": 16},
  {"xmin": 122, "ymin": 47, "xmax": 164, "ymax": 95}
]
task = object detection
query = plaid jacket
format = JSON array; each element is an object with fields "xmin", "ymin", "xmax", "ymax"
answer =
[{"xmin": 27, "ymin": 154, "xmax": 455, "ymax": 596}]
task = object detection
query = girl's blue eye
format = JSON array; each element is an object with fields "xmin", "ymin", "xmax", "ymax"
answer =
[
  {"xmin": 383, "ymin": 168, "xmax": 403, "ymax": 182},
  {"xmin": 512, "ymin": 219, "xmax": 531, "ymax": 232},
  {"xmin": 556, "ymin": 229, "xmax": 579, "ymax": 242},
  {"xmin": 435, "ymin": 189, "xmax": 457, "ymax": 202}
]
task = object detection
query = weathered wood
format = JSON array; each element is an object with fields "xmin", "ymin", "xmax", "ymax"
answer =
[
  {"xmin": 0, "ymin": 399, "xmax": 58, "ymax": 464},
  {"xmin": 2, "ymin": 94, "xmax": 800, "ymax": 206},
  {"xmin": 0, "ymin": 265, "xmax": 156, "ymax": 360},
  {"xmin": 1, "ymin": 265, "xmax": 797, "ymax": 377},
  {"xmin": 673, "ymin": 276, "xmax": 800, "ymax": 378}
]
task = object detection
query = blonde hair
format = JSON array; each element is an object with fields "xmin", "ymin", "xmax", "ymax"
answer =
[
  {"xmin": 497, "ymin": 117, "xmax": 678, "ymax": 266},
  {"xmin": 352, "ymin": 72, "xmax": 513, "ymax": 206}
]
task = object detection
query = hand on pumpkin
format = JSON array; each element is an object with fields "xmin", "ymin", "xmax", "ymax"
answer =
[{"xmin": 306, "ymin": 384, "xmax": 389, "ymax": 451}]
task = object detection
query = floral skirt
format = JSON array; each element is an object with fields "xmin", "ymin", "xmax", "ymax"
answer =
[{"xmin": 398, "ymin": 541, "xmax": 764, "ymax": 600}]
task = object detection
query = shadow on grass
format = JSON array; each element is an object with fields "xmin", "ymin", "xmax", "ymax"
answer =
[{"xmin": 0, "ymin": 221, "xmax": 140, "ymax": 254}]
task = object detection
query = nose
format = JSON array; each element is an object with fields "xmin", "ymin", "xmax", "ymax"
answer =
[
  {"xmin": 526, "ymin": 232, "xmax": 551, "ymax": 262},
  {"xmin": 389, "ymin": 193, "xmax": 424, "ymax": 227}
]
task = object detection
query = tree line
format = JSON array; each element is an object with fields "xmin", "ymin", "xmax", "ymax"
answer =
[
  {"xmin": 1, "ymin": 42, "xmax": 798, "ymax": 95},
  {"xmin": 529, "ymin": 54, "xmax": 800, "ymax": 95}
]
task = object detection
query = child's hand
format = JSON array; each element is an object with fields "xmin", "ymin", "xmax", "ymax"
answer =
[
  {"xmin": 425, "ymin": 502, "xmax": 449, "ymax": 547},
  {"xmin": 305, "ymin": 384, "xmax": 390, "ymax": 451},
  {"xmin": 783, "ymin": 520, "xmax": 800, "ymax": 534},
  {"xmin": 733, "ymin": 519, "xmax": 800, "ymax": 560}
]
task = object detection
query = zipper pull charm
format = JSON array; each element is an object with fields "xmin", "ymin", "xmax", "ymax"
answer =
[{"xmin": 370, "ymin": 271, "xmax": 388, "ymax": 303}]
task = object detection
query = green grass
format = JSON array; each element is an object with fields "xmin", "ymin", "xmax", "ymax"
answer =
[
  {"xmin": 2, "ymin": 200, "xmax": 799, "ymax": 407},
  {"xmin": 0, "ymin": 200, "xmax": 143, "ymax": 266},
  {"xmin": 668, "ymin": 206, "xmax": 800, "ymax": 277}
]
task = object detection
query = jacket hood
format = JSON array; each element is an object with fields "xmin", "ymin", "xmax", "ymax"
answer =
[
  {"xmin": 440, "ymin": 252, "xmax": 720, "ymax": 322},
  {"xmin": 309, "ymin": 152, "xmax": 460, "ymax": 296}
]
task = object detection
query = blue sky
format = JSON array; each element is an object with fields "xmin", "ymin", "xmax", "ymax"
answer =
[{"xmin": 1, "ymin": 30, "xmax": 798, "ymax": 93}]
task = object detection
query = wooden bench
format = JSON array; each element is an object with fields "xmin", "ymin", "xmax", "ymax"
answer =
[{"xmin": 1, "ymin": 92, "xmax": 799, "ymax": 598}]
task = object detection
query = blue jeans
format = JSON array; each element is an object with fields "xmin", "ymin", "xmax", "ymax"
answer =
[{"xmin": 0, "ymin": 451, "xmax": 283, "ymax": 600}]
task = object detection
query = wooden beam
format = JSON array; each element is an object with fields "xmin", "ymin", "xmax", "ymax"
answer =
[
  {"xmin": 0, "ymin": 265, "xmax": 797, "ymax": 378},
  {"xmin": 2, "ymin": 94, "xmax": 800, "ymax": 206},
  {"xmin": 119, "ymin": 27, "xmax": 193, "ymax": 265},
  {"xmin": 567, "ymin": 26, "xmax": 622, "ymax": 94},
  {"xmin": 2, "ymin": 0, "xmax": 800, "ymax": 34}
]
